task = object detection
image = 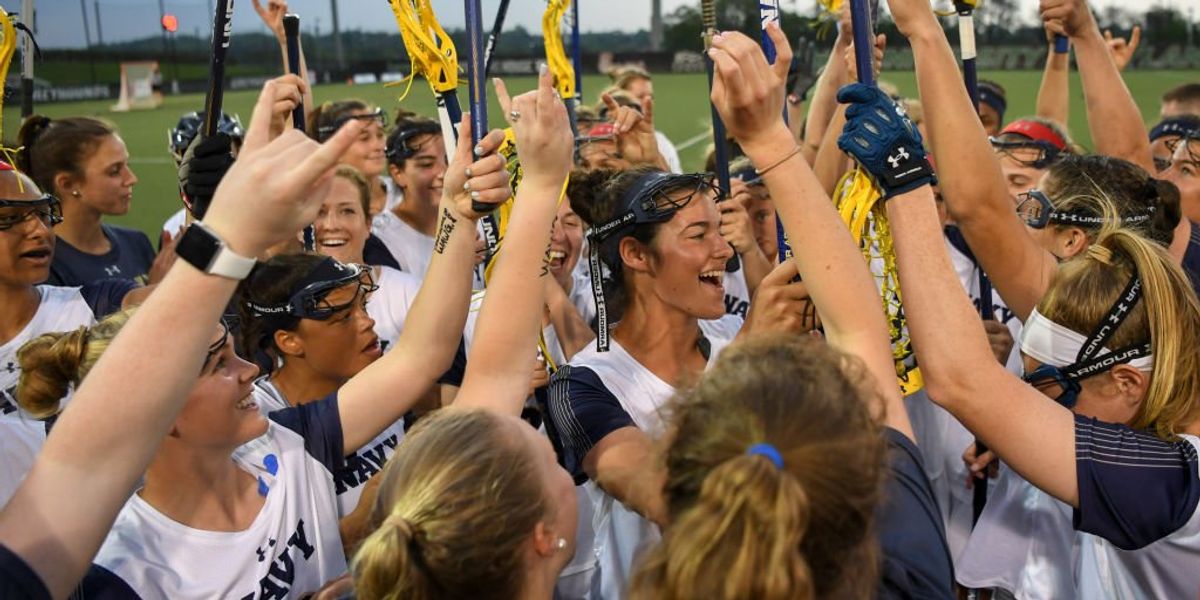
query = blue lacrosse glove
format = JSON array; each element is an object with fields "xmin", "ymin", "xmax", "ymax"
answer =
[{"xmin": 836, "ymin": 83, "xmax": 936, "ymax": 199}]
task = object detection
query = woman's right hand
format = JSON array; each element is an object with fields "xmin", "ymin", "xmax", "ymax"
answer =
[
  {"xmin": 963, "ymin": 442, "xmax": 999, "ymax": 487},
  {"xmin": 252, "ymin": 0, "xmax": 288, "ymax": 42},
  {"xmin": 442, "ymin": 120, "xmax": 509, "ymax": 222},
  {"xmin": 494, "ymin": 66, "xmax": 574, "ymax": 187}
]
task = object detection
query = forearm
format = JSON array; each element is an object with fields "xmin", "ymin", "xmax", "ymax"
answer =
[
  {"xmin": 1036, "ymin": 48, "xmax": 1070, "ymax": 126},
  {"xmin": 887, "ymin": 186, "xmax": 1078, "ymax": 504},
  {"xmin": 455, "ymin": 178, "xmax": 562, "ymax": 415},
  {"xmin": 742, "ymin": 127, "xmax": 898, "ymax": 396},
  {"xmin": 802, "ymin": 48, "xmax": 847, "ymax": 163},
  {"xmin": 1074, "ymin": 25, "xmax": 1153, "ymax": 171},
  {"xmin": 0, "ymin": 263, "xmax": 237, "ymax": 599},
  {"xmin": 812, "ymin": 105, "xmax": 850, "ymax": 195}
]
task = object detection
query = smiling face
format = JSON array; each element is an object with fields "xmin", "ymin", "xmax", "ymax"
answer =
[
  {"xmin": 172, "ymin": 327, "xmax": 266, "ymax": 449},
  {"xmin": 315, "ymin": 177, "xmax": 370, "ymax": 264},
  {"xmin": 389, "ymin": 133, "xmax": 447, "ymax": 209},
  {"xmin": 548, "ymin": 202, "xmax": 584, "ymax": 291},
  {"xmin": 1162, "ymin": 138, "xmax": 1200, "ymax": 223},
  {"xmin": 511, "ymin": 416, "xmax": 578, "ymax": 568},
  {"xmin": 64, "ymin": 134, "xmax": 137, "ymax": 216},
  {"xmin": 578, "ymin": 139, "xmax": 631, "ymax": 171},
  {"xmin": 624, "ymin": 186, "xmax": 733, "ymax": 320},
  {"xmin": 0, "ymin": 172, "xmax": 56, "ymax": 288},
  {"xmin": 279, "ymin": 282, "xmax": 382, "ymax": 383},
  {"xmin": 342, "ymin": 110, "xmax": 388, "ymax": 179},
  {"xmin": 742, "ymin": 183, "xmax": 778, "ymax": 262}
]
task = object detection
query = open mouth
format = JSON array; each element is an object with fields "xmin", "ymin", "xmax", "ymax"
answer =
[
  {"xmin": 548, "ymin": 249, "xmax": 567, "ymax": 270},
  {"xmin": 318, "ymin": 237, "xmax": 348, "ymax": 250},
  {"xmin": 699, "ymin": 270, "xmax": 725, "ymax": 289},
  {"xmin": 19, "ymin": 248, "xmax": 51, "ymax": 261},
  {"xmin": 235, "ymin": 395, "xmax": 258, "ymax": 411},
  {"xmin": 362, "ymin": 337, "xmax": 381, "ymax": 355}
]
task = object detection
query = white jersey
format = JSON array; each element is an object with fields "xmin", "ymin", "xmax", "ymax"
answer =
[
  {"xmin": 547, "ymin": 315, "xmax": 743, "ymax": 599},
  {"xmin": 372, "ymin": 210, "xmax": 484, "ymax": 288},
  {"xmin": 654, "ymin": 131, "xmax": 682, "ymax": 174},
  {"xmin": 162, "ymin": 208, "xmax": 187, "ymax": 237},
  {"xmin": 382, "ymin": 177, "xmax": 404, "ymax": 213},
  {"xmin": 90, "ymin": 420, "xmax": 347, "ymax": 599},
  {"xmin": 251, "ymin": 378, "xmax": 403, "ymax": 518},
  {"xmin": 722, "ymin": 265, "xmax": 751, "ymax": 319},
  {"xmin": 366, "ymin": 266, "xmax": 424, "ymax": 353},
  {"xmin": 0, "ymin": 284, "xmax": 129, "ymax": 507}
]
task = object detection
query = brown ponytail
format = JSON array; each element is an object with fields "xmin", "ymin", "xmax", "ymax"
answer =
[
  {"xmin": 16, "ymin": 115, "xmax": 115, "ymax": 196},
  {"xmin": 630, "ymin": 333, "xmax": 886, "ymax": 600},
  {"xmin": 16, "ymin": 310, "xmax": 132, "ymax": 419}
]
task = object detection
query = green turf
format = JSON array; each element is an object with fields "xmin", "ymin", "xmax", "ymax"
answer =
[{"xmin": 3, "ymin": 69, "xmax": 1194, "ymax": 240}]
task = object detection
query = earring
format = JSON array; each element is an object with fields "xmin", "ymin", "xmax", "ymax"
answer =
[
  {"xmin": 71, "ymin": 190, "xmax": 81, "ymax": 197},
  {"xmin": 554, "ymin": 537, "xmax": 567, "ymax": 550}
]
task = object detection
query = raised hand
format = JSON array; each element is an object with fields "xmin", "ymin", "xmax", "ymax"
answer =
[
  {"xmin": 601, "ymin": 92, "xmax": 665, "ymax": 169},
  {"xmin": 845, "ymin": 33, "xmax": 886, "ymax": 83},
  {"xmin": 252, "ymin": 0, "xmax": 289, "ymax": 42},
  {"xmin": 1104, "ymin": 26, "xmax": 1141, "ymax": 72},
  {"xmin": 201, "ymin": 78, "xmax": 362, "ymax": 258},
  {"xmin": 494, "ymin": 65, "xmax": 574, "ymax": 186},
  {"xmin": 743, "ymin": 260, "xmax": 820, "ymax": 335},
  {"xmin": 718, "ymin": 193, "xmax": 757, "ymax": 256},
  {"xmin": 1040, "ymin": 0, "xmax": 1096, "ymax": 40},
  {"xmin": 707, "ymin": 24, "xmax": 793, "ymax": 150},
  {"xmin": 836, "ymin": 83, "xmax": 935, "ymax": 198},
  {"xmin": 442, "ymin": 119, "xmax": 509, "ymax": 222}
]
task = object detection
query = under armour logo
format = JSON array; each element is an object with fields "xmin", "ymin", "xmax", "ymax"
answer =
[
  {"xmin": 104, "ymin": 265, "xmax": 121, "ymax": 276},
  {"xmin": 4, "ymin": 361, "xmax": 14, "ymax": 374},
  {"xmin": 887, "ymin": 147, "xmax": 910, "ymax": 169}
]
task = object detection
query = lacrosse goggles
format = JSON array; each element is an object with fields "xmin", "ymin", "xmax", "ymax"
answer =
[{"xmin": 0, "ymin": 194, "xmax": 62, "ymax": 231}]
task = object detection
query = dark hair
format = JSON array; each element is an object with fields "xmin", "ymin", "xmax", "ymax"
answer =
[
  {"xmin": 385, "ymin": 111, "xmax": 441, "ymax": 170},
  {"xmin": 236, "ymin": 253, "xmax": 329, "ymax": 373},
  {"xmin": 1161, "ymin": 82, "xmax": 1200, "ymax": 106},
  {"xmin": 308, "ymin": 99, "xmax": 371, "ymax": 142},
  {"xmin": 16, "ymin": 115, "xmax": 116, "ymax": 195},
  {"xmin": 1043, "ymin": 154, "xmax": 1181, "ymax": 247},
  {"xmin": 568, "ymin": 166, "xmax": 667, "ymax": 321}
]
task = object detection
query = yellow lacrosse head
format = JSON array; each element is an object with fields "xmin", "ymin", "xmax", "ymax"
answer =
[
  {"xmin": 834, "ymin": 166, "xmax": 923, "ymax": 396},
  {"xmin": 388, "ymin": 0, "xmax": 459, "ymax": 96},
  {"xmin": 819, "ymin": 0, "xmax": 843, "ymax": 14},
  {"xmin": 0, "ymin": 11, "xmax": 17, "ymax": 144},
  {"xmin": 542, "ymin": 0, "xmax": 575, "ymax": 99}
]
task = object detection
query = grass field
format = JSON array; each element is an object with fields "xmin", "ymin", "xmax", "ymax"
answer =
[{"xmin": 3, "ymin": 69, "xmax": 1194, "ymax": 240}]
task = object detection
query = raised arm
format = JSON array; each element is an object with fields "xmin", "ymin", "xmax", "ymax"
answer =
[
  {"xmin": 802, "ymin": 8, "xmax": 852, "ymax": 165},
  {"xmin": 336, "ymin": 119, "xmax": 509, "ymax": 451},
  {"xmin": 1035, "ymin": 27, "xmax": 1070, "ymax": 126},
  {"xmin": 1042, "ymin": 0, "xmax": 1152, "ymax": 171},
  {"xmin": 455, "ymin": 68, "xmax": 575, "ymax": 415},
  {"xmin": 890, "ymin": 0, "xmax": 1056, "ymax": 321},
  {"xmin": 254, "ymin": 0, "xmax": 315, "ymax": 118},
  {"xmin": 708, "ymin": 27, "xmax": 912, "ymax": 440},
  {"xmin": 0, "ymin": 79, "xmax": 353, "ymax": 599}
]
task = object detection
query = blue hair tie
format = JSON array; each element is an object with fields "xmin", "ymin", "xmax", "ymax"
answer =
[{"xmin": 746, "ymin": 443, "xmax": 784, "ymax": 469}]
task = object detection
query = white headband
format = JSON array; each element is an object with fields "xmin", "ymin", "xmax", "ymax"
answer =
[{"xmin": 1020, "ymin": 308, "xmax": 1154, "ymax": 372}]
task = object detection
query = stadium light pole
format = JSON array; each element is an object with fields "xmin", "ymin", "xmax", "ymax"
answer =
[
  {"xmin": 330, "ymin": 0, "xmax": 346, "ymax": 71},
  {"xmin": 20, "ymin": 0, "xmax": 33, "ymax": 117},
  {"xmin": 79, "ymin": 0, "xmax": 96, "ymax": 83},
  {"xmin": 94, "ymin": 0, "xmax": 103, "ymax": 46}
]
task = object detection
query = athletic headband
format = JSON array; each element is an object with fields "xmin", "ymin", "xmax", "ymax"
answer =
[
  {"xmin": 978, "ymin": 83, "xmax": 1007, "ymax": 121},
  {"xmin": 245, "ymin": 258, "xmax": 376, "ymax": 324},
  {"xmin": 746, "ymin": 443, "xmax": 784, "ymax": 469},
  {"xmin": 1149, "ymin": 117, "xmax": 1200, "ymax": 142},
  {"xmin": 0, "ymin": 161, "xmax": 12, "ymax": 171},
  {"xmin": 316, "ymin": 107, "xmax": 387, "ymax": 140},
  {"xmin": 385, "ymin": 121, "xmax": 441, "ymax": 163},
  {"xmin": 583, "ymin": 122, "xmax": 615, "ymax": 140},
  {"xmin": 1020, "ymin": 277, "xmax": 1154, "ymax": 382},
  {"xmin": 586, "ymin": 172, "xmax": 717, "ymax": 351},
  {"xmin": 999, "ymin": 120, "xmax": 1068, "ymax": 152}
]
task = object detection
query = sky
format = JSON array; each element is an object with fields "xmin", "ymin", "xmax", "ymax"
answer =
[{"xmin": 34, "ymin": 0, "xmax": 1200, "ymax": 49}]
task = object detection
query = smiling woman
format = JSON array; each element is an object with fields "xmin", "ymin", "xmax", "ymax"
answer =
[{"xmin": 16, "ymin": 115, "xmax": 155, "ymax": 287}]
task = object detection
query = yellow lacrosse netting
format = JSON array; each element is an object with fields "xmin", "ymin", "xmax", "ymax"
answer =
[
  {"xmin": 542, "ymin": 0, "xmax": 575, "ymax": 99},
  {"xmin": 834, "ymin": 166, "xmax": 923, "ymax": 396},
  {"xmin": 387, "ymin": 0, "xmax": 459, "ymax": 101},
  {"xmin": 0, "ymin": 11, "xmax": 25, "ymax": 183}
]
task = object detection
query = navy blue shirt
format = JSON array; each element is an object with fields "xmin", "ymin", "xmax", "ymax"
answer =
[
  {"xmin": 48, "ymin": 225, "xmax": 154, "ymax": 287},
  {"xmin": 362, "ymin": 233, "xmax": 401, "ymax": 271},
  {"xmin": 546, "ymin": 364, "xmax": 635, "ymax": 480},
  {"xmin": 1181, "ymin": 222, "xmax": 1200, "ymax": 300},
  {"xmin": 877, "ymin": 428, "xmax": 956, "ymax": 600},
  {"xmin": 0, "ymin": 543, "xmax": 50, "ymax": 600},
  {"xmin": 1074, "ymin": 415, "xmax": 1200, "ymax": 550}
]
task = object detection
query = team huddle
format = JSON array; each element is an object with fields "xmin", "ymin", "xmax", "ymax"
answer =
[{"xmin": 2, "ymin": 0, "xmax": 1200, "ymax": 598}]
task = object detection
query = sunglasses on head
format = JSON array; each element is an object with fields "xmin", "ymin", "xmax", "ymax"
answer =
[
  {"xmin": 317, "ymin": 107, "xmax": 388, "ymax": 139},
  {"xmin": 0, "ymin": 195, "xmax": 63, "ymax": 232}
]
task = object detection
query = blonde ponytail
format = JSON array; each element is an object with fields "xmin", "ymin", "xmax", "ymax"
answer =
[
  {"xmin": 631, "ymin": 453, "xmax": 814, "ymax": 600},
  {"xmin": 16, "ymin": 310, "xmax": 132, "ymax": 419}
]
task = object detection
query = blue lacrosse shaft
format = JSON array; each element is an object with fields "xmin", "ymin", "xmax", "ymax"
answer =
[
  {"xmin": 759, "ymin": 0, "xmax": 791, "ymax": 263},
  {"xmin": 1054, "ymin": 34, "xmax": 1068, "ymax": 53},
  {"xmin": 464, "ymin": 0, "xmax": 488, "ymax": 151},
  {"xmin": 849, "ymin": 0, "xmax": 874, "ymax": 86}
]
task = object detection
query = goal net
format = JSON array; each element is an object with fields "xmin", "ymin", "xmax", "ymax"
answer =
[{"xmin": 111, "ymin": 61, "xmax": 163, "ymax": 111}]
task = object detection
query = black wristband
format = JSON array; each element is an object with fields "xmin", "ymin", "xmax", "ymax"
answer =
[{"xmin": 879, "ymin": 149, "xmax": 936, "ymax": 199}]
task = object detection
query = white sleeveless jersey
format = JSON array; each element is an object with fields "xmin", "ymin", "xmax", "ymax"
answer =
[
  {"xmin": 0, "ymin": 285, "xmax": 122, "ymax": 508},
  {"xmin": 251, "ymin": 378, "xmax": 403, "ymax": 519},
  {"xmin": 550, "ymin": 315, "xmax": 742, "ymax": 599},
  {"xmin": 366, "ymin": 266, "xmax": 424, "ymax": 353},
  {"xmin": 722, "ymin": 265, "xmax": 751, "ymax": 320},
  {"xmin": 1074, "ymin": 434, "xmax": 1200, "ymax": 599},
  {"xmin": 91, "ymin": 421, "xmax": 347, "ymax": 599}
]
